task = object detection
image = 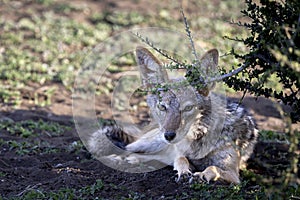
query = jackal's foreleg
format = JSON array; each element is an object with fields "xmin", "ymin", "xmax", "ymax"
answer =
[
  {"xmin": 191, "ymin": 146, "xmax": 241, "ymax": 184},
  {"xmin": 125, "ymin": 128, "xmax": 168, "ymax": 153},
  {"xmin": 173, "ymin": 156, "xmax": 192, "ymax": 182}
]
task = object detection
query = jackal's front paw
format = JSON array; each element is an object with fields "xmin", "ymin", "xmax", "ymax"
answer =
[
  {"xmin": 124, "ymin": 155, "xmax": 140, "ymax": 164},
  {"xmin": 190, "ymin": 166, "xmax": 221, "ymax": 183},
  {"xmin": 174, "ymin": 157, "xmax": 192, "ymax": 182},
  {"xmin": 104, "ymin": 154, "xmax": 123, "ymax": 162},
  {"xmin": 190, "ymin": 171, "xmax": 211, "ymax": 183},
  {"xmin": 103, "ymin": 154, "xmax": 140, "ymax": 165}
]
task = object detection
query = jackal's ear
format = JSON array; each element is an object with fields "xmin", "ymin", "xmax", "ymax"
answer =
[
  {"xmin": 198, "ymin": 49, "xmax": 219, "ymax": 96},
  {"xmin": 200, "ymin": 49, "xmax": 219, "ymax": 76},
  {"xmin": 136, "ymin": 47, "xmax": 168, "ymax": 89}
]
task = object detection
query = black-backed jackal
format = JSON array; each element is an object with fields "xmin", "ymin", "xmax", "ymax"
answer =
[{"xmin": 88, "ymin": 47, "xmax": 258, "ymax": 184}]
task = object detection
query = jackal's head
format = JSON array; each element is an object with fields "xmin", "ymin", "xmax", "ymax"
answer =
[{"xmin": 136, "ymin": 47, "xmax": 219, "ymax": 143}]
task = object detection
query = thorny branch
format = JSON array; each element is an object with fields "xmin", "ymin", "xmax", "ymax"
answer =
[
  {"xmin": 208, "ymin": 64, "xmax": 247, "ymax": 83},
  {"xmin": 133, "ymin": 11, "xmax": 249, "ymax": 87},
  {"xmin": 133, "ymin": 31, "xmax": 185, "ymax": 67},
  {"xmin": 180, "ymin": 9, "xmax": 200, "ymax": 65}
]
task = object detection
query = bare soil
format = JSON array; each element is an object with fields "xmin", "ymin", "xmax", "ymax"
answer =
[{"xmin": 1, "ymin": 82, "xmax": 299, "ymax": 199}]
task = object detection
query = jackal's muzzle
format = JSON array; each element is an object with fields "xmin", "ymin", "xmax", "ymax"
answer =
[
  {"xmin": 163, "ymin": 108, "xmax": 181, "ymax": 141},
  {"xmin": 164, "ymin": 131, "xmax": 176, "ymax": 141}
]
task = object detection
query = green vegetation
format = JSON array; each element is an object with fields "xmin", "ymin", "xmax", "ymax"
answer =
[
  {"xmin": 0, "ymin": 0, "xmax": 247, "ymax": 107},
  {"xmin": 0, "ymin": 119, "xmax": 76, "ymax": 155},
  {"xmin": 4, "ymin": 179, "xmax": 299, "ymax": 199},
  {"xmin": 0, "ymin": 9, "xmax": 112, "ymax": 107},
  {"xmin": 259, "ymin": 130, "xmax": 290, "ymax": 142},
  {"xmin": 224, "ymin": 0, "xmax": 300, "ymax": 122},
  {"xmin": 8, "ymin": 179, "xmax": 104, "ymax": 200},
  {"xmin": 0, "ymin": 119, "xmax": 70, "ymax": 138}
]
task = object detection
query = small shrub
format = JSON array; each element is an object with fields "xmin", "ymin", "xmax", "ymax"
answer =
[{"xmin": 224, "ymin": 0, "xmax": 300, "ymax": 122}]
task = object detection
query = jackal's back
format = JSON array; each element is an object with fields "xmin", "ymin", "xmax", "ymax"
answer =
[{"xmin": 186, "ymin": 99, "xmax": 258, "ymax": 168}]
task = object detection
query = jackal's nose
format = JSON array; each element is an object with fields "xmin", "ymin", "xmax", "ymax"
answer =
[{"xmin": 164, "ymin": 131, "xmax": 176, "ymax": 141}]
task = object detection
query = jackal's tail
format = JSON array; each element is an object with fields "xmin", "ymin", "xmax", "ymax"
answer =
[
  {"xmin": 103, "ymin": 124, "xmax": 137, "ymax": 149},
  {"xmin": 88, "ymin": 123, "xmax": 138, "ymax": 153}
]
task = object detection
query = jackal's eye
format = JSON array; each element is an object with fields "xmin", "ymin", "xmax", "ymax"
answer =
[
  {"xmin": 157, "ymin": 104, "xmax": 167, "ymax": 111},
  {"xmin": 183, "ymin": 105, "xmax": 193, "ymax": 112}
]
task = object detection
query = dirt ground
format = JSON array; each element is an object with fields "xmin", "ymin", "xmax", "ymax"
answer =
[
  {"xmin": 0, "ymin": 0, "xmax": 299, "ymax": 199},
  {"xmin": 1, "ymin": 82, "xmax": 299, "ymax": 199}
]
